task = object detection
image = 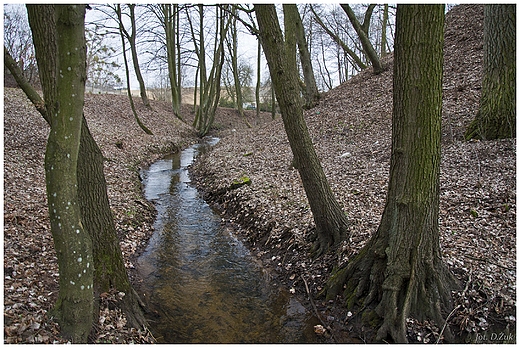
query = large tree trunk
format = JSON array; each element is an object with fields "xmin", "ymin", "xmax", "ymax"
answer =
[
  {"xmin": 16, "ymin": 7, "xmax": 147, "ymax": 337},
  {"xmin": 27, "ymin": 5, "xmax": 93, "ymax": 342},
  {"xmin": 465, "ymin": 4, "xmax": 515, "ymax": 140},
  {"xmin": 326, "ymin": 5, "xmax": 458, "ymax": 343},
  {"xmin": 255, "ymin": 4, "xmax": 349, "ymax": 256},
  {"xmin": 77, "ymin": 119, "xmax": 147, "ymax": 330}
]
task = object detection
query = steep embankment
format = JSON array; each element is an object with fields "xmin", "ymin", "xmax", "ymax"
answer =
[{"xmin": 192, "ymin": 4, "xmax": 515, "ymax": 342}]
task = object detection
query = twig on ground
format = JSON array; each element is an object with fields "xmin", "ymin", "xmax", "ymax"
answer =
[{"xmin": 300, "ymin": 274, "xmax": 336, "ymax": 342}]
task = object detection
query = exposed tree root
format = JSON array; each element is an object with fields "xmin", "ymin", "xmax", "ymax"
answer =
[{"xmin": 326, "ymin": 236, "xmax": 459, "ymax": 343}]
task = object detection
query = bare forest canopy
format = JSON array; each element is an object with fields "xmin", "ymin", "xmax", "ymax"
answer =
[
  {"xmin": 5, "ymin": 4, "xmax": 396, "ymax": 94},
  {"xmin": 4, "ymin": 3, "xmax": 516, "ymax": 344}
]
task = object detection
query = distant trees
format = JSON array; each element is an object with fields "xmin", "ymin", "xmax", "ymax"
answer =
[
  {"xmin": 3, "ymin": 5, "xmax": 38, "ymax": 84},
  {"xmin": 255, "ymin": 4, "xmax": 350, "ymax": 255},
  {"xmin": 84, "ymin": 26, "xmax": 121, "ymax": 92},
  {"xmin": 188, "ymin": 5, "xmax": 229, "ymax": 136},
  {"xmin": 325, "ymin": 5, "xmax": 457, "ymax": 343},
  {"xmin": 465, "ymin": 4, "xmax": 515, "ymax": 140}
]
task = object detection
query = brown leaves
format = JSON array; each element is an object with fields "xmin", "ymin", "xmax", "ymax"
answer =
[
  {"xmin": 191, "ymin": 4, "xmax": 514, "ymax": 343},
  {"xmin": 4, "ymin": 88, "xmax": 196, "ymax": 343}
]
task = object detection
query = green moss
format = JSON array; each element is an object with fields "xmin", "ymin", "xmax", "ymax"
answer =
[
  {"xmin": 361, "ymin": 309, "xmax": 381, "ymax": 328},
  {"xmin": 324, "ymin": 267, "xmax": 347, "ymax": 301},
  {"xmin": 230, "ymin": 175, "xmax": 252, "ymax": 190},
  {"xmin": 344, "ymin": 285, "xmax": 359, "ymax": 309}
]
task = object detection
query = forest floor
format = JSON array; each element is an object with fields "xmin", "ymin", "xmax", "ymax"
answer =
[{"xmin": 3, "ymin": 4, "xmax": 516, "ymax": 344}]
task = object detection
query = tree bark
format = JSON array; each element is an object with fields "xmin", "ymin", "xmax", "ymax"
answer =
[
  {"xmin": 16, "ymin": 7, "xmax": 147, "ymax": 337},
  {"xmin": 341, "ymin": 4, "xmax": 384, "ymax": 74},
  {"xmin": 27, "ymin": 5, "xmax": 93, "ymax": 342},
  {"xmin": 76, "ymin": 119, "xmax": 147, "ymax": 330},
  {"xmin": 255, "ymin": 4, "xmax": 349, "ymax": 256},
  {"xmin": 465, "ymin": 4, "xmax": 515, "ymax": 140},
  {"xmin": 310, "ymin": 5, "xmax": 367, "ymax": 71},
  {"xmin": 326, "ymin": 5, "xmax": 458, "ymax": 343},
  {"xmin": 117, "ymin": 4, "xmax": 153, "ymax": 135},
  {"xmin": 285, "ymin": 4, "xmax": 320, "ymax": 109}
]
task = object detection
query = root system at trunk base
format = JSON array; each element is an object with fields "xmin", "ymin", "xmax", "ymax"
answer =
[{"xmin": 3, "ymin": 4, "xmax": 515, "ymax": 344}]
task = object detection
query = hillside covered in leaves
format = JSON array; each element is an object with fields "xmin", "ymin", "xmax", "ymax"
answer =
[
  {"xmin": 191, "ymin": 4, "xmax": 515, "ymax": 343},
  {"xmin": 4, "ymin": 4, "xmax": 515, "ymax": 344}
]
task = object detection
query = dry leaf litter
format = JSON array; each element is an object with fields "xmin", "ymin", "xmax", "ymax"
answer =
[{"xmin": 4, "ymin": 4, "xmax": 515, "ymax": 344}]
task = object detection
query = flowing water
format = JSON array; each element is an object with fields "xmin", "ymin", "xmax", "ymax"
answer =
[{"xmin": 137, "ymin": 137, "xmax": 319, "ymax": 343}]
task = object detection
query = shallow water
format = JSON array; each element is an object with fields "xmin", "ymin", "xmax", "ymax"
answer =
[{"xmin": 137, "ymin": 138, "xmax": 319, "ymax": 343}]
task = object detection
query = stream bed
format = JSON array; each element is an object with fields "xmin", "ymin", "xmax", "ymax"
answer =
[{"xmin": 137, "ymin": 137, "xmax": 319, "ymax": 343}]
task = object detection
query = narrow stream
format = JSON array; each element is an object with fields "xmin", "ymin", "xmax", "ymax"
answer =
[{"xmin": 137, "ymin": 137, "xmax": 319, "ymax": 343}]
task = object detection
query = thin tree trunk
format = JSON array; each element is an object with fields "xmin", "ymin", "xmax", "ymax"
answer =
[
  {"xmin": 380, "ymin": 4, "xmax": 389, "ymax": 57},
  {"xmin": 256, "ymin": 4, "xmax": 349, "ymax": 255},
  {"xmin": 117, "ymin": 4, "xmax": 153, "ymax": 135},
  {"xmin": 271, "ymin": 83, "xmax": 276, "ymax": 119},
  {"xmin": 229, "ymin": 7, "xmax": 244, "ymax": 118},
  {"xmin": 128, "ymin": 4, "xmax": 151, "ymax": 109},
  {"xmin": 255, "ymin": 38, "xmax": 261, "ymax": 119},
  {"xmin": 163, "ymin": 4, "xmax": 182, "ymax": 120},
  {"xmin": 341, "ymin": 4, "xmax": 384, "ymax": 74},
  {"xmin": 285, "ymin": 4, "xmax": 320, "ymax": 109}
]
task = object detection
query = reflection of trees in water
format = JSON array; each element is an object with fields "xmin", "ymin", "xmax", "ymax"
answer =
[{"xmin": 138, "ymin": 141, "xmax": 318, "ymax": 343}]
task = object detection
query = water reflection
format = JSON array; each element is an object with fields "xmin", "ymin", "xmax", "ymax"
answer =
[{"xmin": 137, "ymin": 138, "xmax": 319, "ymax": 343}]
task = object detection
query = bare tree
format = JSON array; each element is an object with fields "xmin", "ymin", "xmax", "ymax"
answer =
[
  {"xmin": 465, "ymin": 4, "xmax": 515, "ymax": 140},
  {"xmin": 116, "ymin": 4, "xmax": 153, "ymax": 135},
  {"xmin": 326, "ymin": 5, "xmax": 458, "ymax": 342},
  {"xmin": 310, "ymin": 5, "xmax": 367, "ymax": 73},
  {"xmin": 255, "ymin": 4, "xmax": 350, "ymax": 255},
  {"xmin": 341, "ymin": 4, "xmax": 384, "ymax": 74},
  {"xmin": 113, "ymin": 4, "xmax": 151, "ymax": 109}
]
